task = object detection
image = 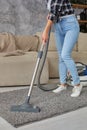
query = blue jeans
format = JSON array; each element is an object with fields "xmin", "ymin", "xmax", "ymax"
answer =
[{"xmin": 54, "ymin": 15, "xmax": 80, "ymax": 85}]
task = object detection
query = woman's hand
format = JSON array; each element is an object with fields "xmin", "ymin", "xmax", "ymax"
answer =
[{"xmin": 42, "ymin": 30, "xmax": 49, "ymax": 45}]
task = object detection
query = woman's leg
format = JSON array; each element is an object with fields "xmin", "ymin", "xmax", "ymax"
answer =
[
  {"xmin": 61, "ymin": 27, "xmax": 83, "ymax": 97},
  {"xmin": 61, "ymin": 28, "xmax": 80, "ymax": 85},
  {"xmin": 54, "ymin": 23, "xmax": 68, "ymax": 85}
]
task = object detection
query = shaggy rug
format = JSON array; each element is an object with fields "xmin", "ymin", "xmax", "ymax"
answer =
[{"xmin": 0, "ymin": 86, "xmax": 87, "ymax": 127}]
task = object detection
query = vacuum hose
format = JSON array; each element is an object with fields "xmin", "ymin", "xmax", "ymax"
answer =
[{"xmin": 36, "ymin": 28, "xmax": 58, "ymax": 91}]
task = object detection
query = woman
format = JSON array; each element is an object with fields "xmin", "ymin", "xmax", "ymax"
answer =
[{"xmin": 42, "ymin": 0, "xmax": 83, "ymax": 97}]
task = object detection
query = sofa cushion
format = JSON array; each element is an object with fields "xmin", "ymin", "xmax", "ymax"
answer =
[
  {"xmin": 15, "ymin": 35, "xmax": 39, "ymax": 51},
  {"xmin": 0, "ymin": 52, "xmax": 49, "ymax": 86},
  {"xmin": 78, "ymin": 33, "xmax": 87, "ymax": 51}
]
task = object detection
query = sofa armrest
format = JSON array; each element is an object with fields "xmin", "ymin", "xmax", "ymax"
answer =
[{"xmin": 15, "ymin": 35, "xmax": 39, "ymax": 51}]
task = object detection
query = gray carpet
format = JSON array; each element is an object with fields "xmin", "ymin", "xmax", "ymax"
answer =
[{"xmin": 0, "ymin": 86, "xmax": 87, "ymax": 127}]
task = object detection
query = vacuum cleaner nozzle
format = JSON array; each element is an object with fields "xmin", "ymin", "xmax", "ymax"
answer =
[
  {"xmin": 11, "ymin": 102, "xmax": 40, "ymax": 113},
  {"xmin": 11, "ymin": 96, "xmax": 40, "ymax": 113}
]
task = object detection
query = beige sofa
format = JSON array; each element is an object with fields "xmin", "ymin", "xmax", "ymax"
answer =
[
  {"xmin": 0, "ymin": 32, "xmax": 49, "ymax": 86},
  {"xmin": 0, "ymin": 32, "xmax": 87, "ymax": 86}
]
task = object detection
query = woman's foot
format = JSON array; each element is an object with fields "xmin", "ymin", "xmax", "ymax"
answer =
[
  {"xmin": 53, "ymin": 84, "xmax": 67, "ymax": 93},
  {"xmin": 71, "ymin": 84, "xmax": 83, "ymax": 97}
]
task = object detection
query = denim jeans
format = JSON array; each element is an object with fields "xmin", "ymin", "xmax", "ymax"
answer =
[{"xmin": 54, "ymin": 15, "xmax": 80, "ymax": 85}]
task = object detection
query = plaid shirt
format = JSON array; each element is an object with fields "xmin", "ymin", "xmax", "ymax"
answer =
[{"xmin": 46, "ymin": 0, "xmax": 74, "ymax": 22}]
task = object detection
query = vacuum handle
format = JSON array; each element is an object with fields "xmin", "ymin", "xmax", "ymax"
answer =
[{"xmin": 38, "ymin": 43, "xmax": 45, "ymax": 59}]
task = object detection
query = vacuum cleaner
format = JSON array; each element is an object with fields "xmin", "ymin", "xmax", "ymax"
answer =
[
  {"xmin": 11, "ymin": 28, "xmax": 58, "ymax": 113},
  {"xmin": 11, "ymin": 41, "xmax": 45, "ymax": 112}
]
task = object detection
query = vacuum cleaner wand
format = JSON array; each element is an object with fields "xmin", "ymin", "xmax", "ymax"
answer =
[
  {"xmin": 27, "ymin": 44, "xmax": 44, "ymax": 99},
  {"xmin": 11, "ymin": 35, "xmax": 47, "ymax": 113}
]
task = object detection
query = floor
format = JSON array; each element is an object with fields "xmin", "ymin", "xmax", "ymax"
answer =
[{"xmin": 0, "ymin": 79, "xmax": 87, "ymax": 130}]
